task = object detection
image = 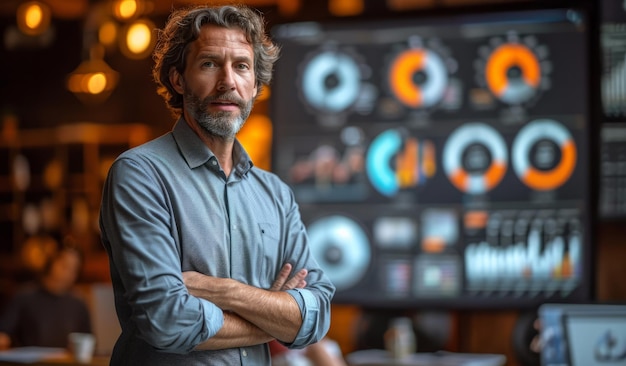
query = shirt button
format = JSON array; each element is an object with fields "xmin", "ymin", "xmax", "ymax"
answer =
[
  {"xmin": 233, "ymin": 225, "xmax": 237, "ymax": 230},
  {"xmin": 242, "ymin": 350, "xmax": 248, "ymax": 357},
  {"xmin": 211, "ymin": 160, "xmax": 217, "ymax": 165}
]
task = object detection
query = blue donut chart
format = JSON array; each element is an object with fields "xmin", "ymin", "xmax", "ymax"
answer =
[
  {"xmin": 307, "ymin": 215, "xmax": 371, "ymax": 291},
  {"xmin": 366, "ymin": 129, "xmax": 403, "ymax": 197},
  {"xmin": 301, "ymin": 51, "xmax": 361, "ymax": 113}
]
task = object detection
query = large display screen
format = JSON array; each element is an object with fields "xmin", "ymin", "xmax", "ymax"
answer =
[{"xmin": 270, "ymin": 6, "xmax": 593, "ymax": 308}]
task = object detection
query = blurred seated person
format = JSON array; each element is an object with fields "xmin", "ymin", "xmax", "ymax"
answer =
[
  {"xmin": 269, "ymin": 338, "xmax": 347, "ymax": 366},
  {"xmin": 0, "ymin": 242, "xmax": 92, "ymax": 350}
]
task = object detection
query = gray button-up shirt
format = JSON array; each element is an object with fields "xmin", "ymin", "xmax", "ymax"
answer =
[{"xmin": 99, "ymin": 118, "xmax": 335, "ymax": 365}]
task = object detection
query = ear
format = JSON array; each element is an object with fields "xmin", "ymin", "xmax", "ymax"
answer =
[{"xmin": 169, "ymin": 67, "xmax": 184, "ymax": 94}]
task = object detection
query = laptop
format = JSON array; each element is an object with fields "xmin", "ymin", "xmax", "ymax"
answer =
[{"xmin": 539, "ymin": 303, "xmax": 626, "ymax": 366}]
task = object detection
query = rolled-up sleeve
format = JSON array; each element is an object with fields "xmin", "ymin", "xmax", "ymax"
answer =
[
  {"xmin": 285, "ymin": 288, "xmax": 323, "ymax": 347},
  {"xmin": 277, "ymin": 186, "xmax": 335, "ymax": 349}
]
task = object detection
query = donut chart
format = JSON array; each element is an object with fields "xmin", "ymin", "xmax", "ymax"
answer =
[
  {"xmin": 300, "ymin": 50, "xmax": 361, "ymax": 113},
  {"xmin": 366, "ymin": 129, "xmax": 436, "ymax": 197},
  {"xmin": 485, "ymin": 43, "xmax": 541, "ymax": 105},
  {"xmin": 307, "ymin": 215, "xmax": 371, "ymax": 291},
  {"xmin": 443, "ymin": 123, "xmax": 508, "ymax": 194},
  {"xmin": 512, "ymin": 119, "xmax": 577, "ymax": 191},
  {"xmin": 388, "ymin": 48, "xmax": 448, "ymax": 109}
]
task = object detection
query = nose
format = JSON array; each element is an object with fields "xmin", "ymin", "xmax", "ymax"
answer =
[{"xmin": 217, "ymin": 67, "xmax": 236, "ymax": 91}]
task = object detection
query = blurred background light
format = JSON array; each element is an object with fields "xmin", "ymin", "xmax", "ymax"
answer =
[
  {"xmin": 16, "ymin": 1, "xmax": 52, "ymax": 36},
  {"xmin": 119, "ymin": 18, "xmax": 155, "ymax": 59},
  {"xmin": 112, "ymin": 0, "xmax": 143, "ymax": 20}
]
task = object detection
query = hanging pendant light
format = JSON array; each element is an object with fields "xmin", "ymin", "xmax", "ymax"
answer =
[{"xmin": 66, "ymin": 44, "xmax": 119, "ymax": 104}]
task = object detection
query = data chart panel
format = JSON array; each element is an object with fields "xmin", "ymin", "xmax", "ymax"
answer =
[{"xmin": 271, "ymin": 6, "xmax": 593, "ymax": 309}]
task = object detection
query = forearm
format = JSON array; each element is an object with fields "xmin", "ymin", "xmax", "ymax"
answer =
[
  {"xmin": 194, "ymin": 312, "xmax": 274, "ymax": 350},
  {"xmin": 185, "ymin": 274, "xmax": 302, "ymax": 342},
  {"xmin": 227, "ymin": 283, "xmax": 302, "ymax": 342}
]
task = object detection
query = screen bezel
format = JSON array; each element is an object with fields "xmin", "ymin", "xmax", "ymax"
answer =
[{"xmin": 269, "ymin": 4, "xmax": 597, "ymax": 310}]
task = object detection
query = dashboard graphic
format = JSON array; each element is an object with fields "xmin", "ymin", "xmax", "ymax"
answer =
[
  {"xmin": 476, "ymin": 36, "xmax": 550, "ymax": 107},
  {"xmin": 388, "ymin": 47, "xmax": 449, "ymax": 109},
  {"xmin": 300, "ymin": 50, "xmax": 362, "ymax": 113},
  {"xmin": 598, "ymin": 0, "xmax": 626, "ymax": 221},
  {"xmin": 366, "ymin": 128, "xmax": 435, "ymax": 197},
  {"xmin": 442, "ymin": 123, "xmax": 507, "ymax": 195},
  {"xmin": 271, "ymin": 7, "xmax": 592, "ymax": 308},
  {"xmin": 511, "ymin": 119, "xmax": 577, "ymax": 191},
  {"xmin": 600, "ymin": 0, "xmax": 626, "ymax": 119}
]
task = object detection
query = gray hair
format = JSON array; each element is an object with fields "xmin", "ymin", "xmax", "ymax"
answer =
[{"xmin": 152, "ymin": 4, "xmax": 280, "ymax": 116}]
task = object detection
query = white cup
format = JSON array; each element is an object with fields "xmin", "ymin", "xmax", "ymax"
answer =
[{"xmin": 68, "ymin": 332, "xmax": 96, "ymax": 364}]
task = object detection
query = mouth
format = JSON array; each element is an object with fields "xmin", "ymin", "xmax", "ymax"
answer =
[
  {"xmin": 210, "ymin": 99, "xmax": 240, "ymax": 111},
  {"xmin": 212, "ymin": 99, "xmax": 238, "ymax": 105}
]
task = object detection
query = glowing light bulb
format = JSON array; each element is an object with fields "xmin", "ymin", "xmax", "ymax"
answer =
[
  {"xmin": 25, "ymin": 3, "xmax": 43, "ymax": 30},
  {"xmin": 17, "ymin": 1, "xmax": 51, "ymax": 36},
  {"xmin": 114, "ymin": 0, "xmax": 140, "ymax": 20},
  {"xmin": 87, "ymin": 73, "xmax": 107, "ymax": 95},
  {"xmin": 120, "ymin": 19, "xmax": 155, "ymax": 59},
  {"xmin": 126, "ymin": 22, "xmax": 151, "ymax": 54}
]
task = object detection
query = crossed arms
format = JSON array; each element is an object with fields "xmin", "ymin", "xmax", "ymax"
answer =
[{"xmin": 183, "ymin": 263, "xmax": 309, "ymax": 350}]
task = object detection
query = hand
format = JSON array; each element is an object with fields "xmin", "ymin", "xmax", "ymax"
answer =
[{"xmin": 269, "ymin": 263, "xmax": 307, "ymax": 291}]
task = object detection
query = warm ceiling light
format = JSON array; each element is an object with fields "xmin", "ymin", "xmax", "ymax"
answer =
[
  {"xmin": 67, "ymin": 45, "xmax": 119, "ymax": 104},
  {"xmin": 16, "ymin": 1, "xmax": 52, "ymax": 36},
  {"xmin": 119, "ymin": 18, "xmax": 155, "ymax": 59},
  {"xmin": 113, "ymin": 0, "xmax": 143, "ymax": 20},
  {"xmin": 25, "ymin": 5, "xmax": 42, "ymax": 28}
]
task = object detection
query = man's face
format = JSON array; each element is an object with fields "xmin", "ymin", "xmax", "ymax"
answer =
[{"xmin": 178, "ymin": 24, "xmax": 257, "ymax": 138}]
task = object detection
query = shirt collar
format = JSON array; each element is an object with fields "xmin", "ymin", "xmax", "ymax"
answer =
[{"xmin": 172, "ymin": 117, "xmax": 254, "ymax": 176}]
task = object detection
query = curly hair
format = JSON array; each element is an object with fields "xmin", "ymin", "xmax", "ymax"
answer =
[{"xmin": 152, "ymin": 4, "xmax": 280, "ymax": 117}]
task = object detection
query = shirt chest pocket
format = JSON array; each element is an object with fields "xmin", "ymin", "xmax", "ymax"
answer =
[{"xmin": 258, "ymin": 222, "xmax": 282, "ymax": 287}]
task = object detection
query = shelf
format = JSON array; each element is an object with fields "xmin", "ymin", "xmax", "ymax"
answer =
[{"xmin": 0, "ymin": 122, "xmax": 153, "ymax": 277}]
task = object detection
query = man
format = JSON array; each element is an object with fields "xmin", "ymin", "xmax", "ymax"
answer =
[{"xmin": 99, "ymin": 4, "xmax": 335, "ymax": 365}]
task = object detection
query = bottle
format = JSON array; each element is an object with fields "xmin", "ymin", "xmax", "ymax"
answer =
[{"xmin": 384, "ymin": 317, "xmax": 416, "ymax": 360}]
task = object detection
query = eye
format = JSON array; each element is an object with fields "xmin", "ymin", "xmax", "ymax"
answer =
[
  {"xmin": 202, "ymin": 61, "xmax": 216, "ymax": 68},
  {"xmin": 236, "ymin": 63, "xmax": 250, "ymax": 70}
]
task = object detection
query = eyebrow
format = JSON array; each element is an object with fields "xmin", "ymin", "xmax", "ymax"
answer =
[{"xmin": 196, "ymin": 52, "xmax": 253, "ymax": 64}]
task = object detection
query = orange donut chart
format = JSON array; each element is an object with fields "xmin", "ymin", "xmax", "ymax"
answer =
[
  {"xmin": 449, "ymin": 161, "xmax": 507, "ymax": 194},
  {"xmin": 485, "ymin": 43, "xmax": 541, "ymax": 104},
  {"xmin": 389, "ymin": 48, "xmax": 447, "ymax": 108},
  {"xmin": 512, "ymin": 119, "xmax": 577, "ymax": 191},
  {"xmin": 442, "ymin": 123, "xmax": 508, "ymax": 194}
]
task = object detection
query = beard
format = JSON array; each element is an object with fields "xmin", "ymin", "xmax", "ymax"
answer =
[{"xmin": 184, "ymin": 89, "xmax": 253, "ymax": 139}]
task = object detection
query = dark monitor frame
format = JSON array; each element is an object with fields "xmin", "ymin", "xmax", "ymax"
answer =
[{"xmin": 269, "ymin": 2, "xmax": 598, "ymax": 310}]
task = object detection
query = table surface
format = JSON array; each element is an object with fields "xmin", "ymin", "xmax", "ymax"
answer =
[
  {"xmin": 0, "ymin": 347, "xmax": 109, "ymax": 366},
  {"xmin": 346, "ymin": 349, "xmax": 507, "ymax": 366}
]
